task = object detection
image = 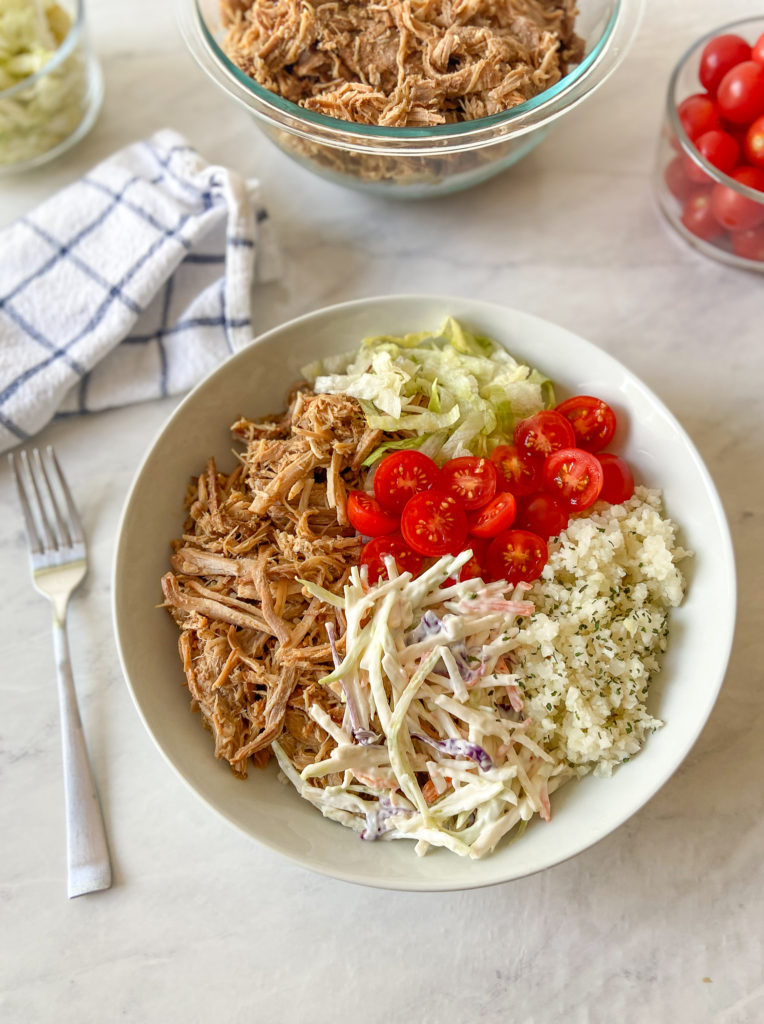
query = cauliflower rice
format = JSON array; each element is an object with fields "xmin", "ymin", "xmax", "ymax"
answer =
[{"xmin": 512, "ymin": 486, "xmax": 690, "ymax": 778}]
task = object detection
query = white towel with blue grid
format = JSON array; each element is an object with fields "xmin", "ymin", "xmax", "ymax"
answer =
[{"xmin": 0, "ymin": 129, "xmax": 280, "ymax": 453}]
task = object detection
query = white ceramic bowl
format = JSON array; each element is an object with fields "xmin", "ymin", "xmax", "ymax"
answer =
[{"xmin": 113, "ymin": 295, "xmax": 736, "ymax": 891}]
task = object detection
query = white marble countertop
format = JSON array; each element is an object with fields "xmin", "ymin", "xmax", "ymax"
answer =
[{"xmin": 1, "ymin": 1, "xmax": 762, "ymax": 1021}]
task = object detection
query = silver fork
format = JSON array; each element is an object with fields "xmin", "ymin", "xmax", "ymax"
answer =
[{"xmin": 10, "ymin": 446, "xmax": 112, "ymax": 899}]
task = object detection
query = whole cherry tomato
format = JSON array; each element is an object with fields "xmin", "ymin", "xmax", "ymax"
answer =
[
  {"xmin": 716, "ymin": 61, "xmax": 764, "ymax": 124},
  {"xmin": 677, "ymin": 93, "xmax": 721, "ymax": 139},
  {"xmin": 710, "ymin": 166, "xmax": 764, "ymax": 231},
  {"xmin": 683, "ymin": 129, "xmax": 739, "ymax": 183},
  {"xmin": 744, "ymin": 115, "xmax": 764, "ymax": 170},
  {"xmin": 681, "ymin": 189, "xmax": 724, "ymax": 241},
  {"xmin": 699, "ymin": 34, "xmax": 751, "ymax": 95},
  {"xmin": 754, "ymin": 32, "xmax": 764, "ymax": 67},
  {"xmin": 730, "ymin": 223, "xmax": 764, "ymax": 261},
  {"xmin": 664, "ymin": 156, "xmax": 698, "ymax": 202}
]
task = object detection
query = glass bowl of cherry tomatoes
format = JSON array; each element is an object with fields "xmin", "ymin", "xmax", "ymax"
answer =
[{"xmin": 655, "ymin": 17, "xmax": 764, "ymax": 270}]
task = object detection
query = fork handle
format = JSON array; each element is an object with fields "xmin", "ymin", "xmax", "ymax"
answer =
[{"xmin": 53, "ymin": 618, "xmax": 112, "ymax": 898}]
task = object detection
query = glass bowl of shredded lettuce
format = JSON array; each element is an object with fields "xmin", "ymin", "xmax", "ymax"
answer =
[{"xmin": 0, "ymin": 0, "xmax": 103, "ymax": 172}]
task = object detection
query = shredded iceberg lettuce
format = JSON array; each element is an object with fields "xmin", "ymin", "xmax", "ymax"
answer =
[{"xmin": 302, "ymin": 316, "xmax": 554, "ymax": 464}]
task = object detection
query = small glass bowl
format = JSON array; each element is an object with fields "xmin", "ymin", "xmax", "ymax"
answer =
[
  {"xmin": 0, "ymin": 0, "xmax": 103, "ymax": 174},
  {"xmin": 654, "ymin": 16, "xmax": 764, "ymax": 272},
  {"xmin": 179, "ymin": 0, "xmax": 644, "ymax": 199}
]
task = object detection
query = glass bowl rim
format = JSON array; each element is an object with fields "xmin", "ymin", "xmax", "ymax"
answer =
[
  {"xmin": 0, "ymin": 0, "xmax": 85, "ymax": 101},
  {"xmin": 184, "ymin": 0, "xmax": 636, "ymax": 142},
  {"xmin": 666, "ymin": 14, "xmax": 764, "ymax": 203}
]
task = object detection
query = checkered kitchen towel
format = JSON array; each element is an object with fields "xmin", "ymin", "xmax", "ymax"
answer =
[{"xmin": 0, "ymin": 129, "xmax": 279, "ymax": 453}]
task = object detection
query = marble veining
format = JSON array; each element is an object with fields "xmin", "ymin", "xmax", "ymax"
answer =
[{"xmin": 0, "ymin": 1, "xmax": 762, "ymax": 1021}]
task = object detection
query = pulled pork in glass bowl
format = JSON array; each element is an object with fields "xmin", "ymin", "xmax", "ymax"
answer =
[{"xmin": 179, "ymin": 0, "xmax": 644, "ymax": 197}]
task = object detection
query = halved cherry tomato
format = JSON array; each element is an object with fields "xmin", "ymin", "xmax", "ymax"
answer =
[
  {"xmin": 745, "ymin": 115, "xmax": 764, "ymax": 170},
  {"xmin": 468, "ymin": 491, "xmax": 517, "ymax": 538},
  {"xmin": 347, "ymin": 491, "xmax": 399, "ymax": 536},
  {"xmin": 699, "ymin": 34, "xmax": 751, "ymax": 95},
  {"xmin": 731, "ymin": 223, "xmax": 764, "ymax": 260},
  {"xmin": 360, "ymin": 534, "xmax": 423, "ymax": 585},
  {"xmin": 373, "ymin": 451, "xmax": 440, "ymax": 514},
  {"xmin": 597, "ymin": 454, "xmax": 635, "ymax": 505},
  {"xmin": 439, "ymin": 456, "xmax": 497, "ymax": 510},
  {"xmin": 716, "ymin": 61, "xmax": 764, "ymax": 124},
  {"xmin": 400, "ymin": 490, "xmax": 468, "ymax": 557},
  {"xmin": 681, "ymin": 189, "xmax": 724, "ymax": 241},
  {"xmin": 542, "ymin": 448, "xmax": 604, "ymax": 511},
  {"xmin": 489, "ymin": 444, "xmax": 541, "ymax": 497},
  {"xmin": 514, "ymin": 410, "xmax": 576, "ymax": 463},
  {"xmin": 486, "ymin": 529, "xmax": 548, "ymax": 586},
  {"xmin": 554, "ymin": 395, "xmax": 617, "ymax": 453},
  {"xmin": 458, "ymin": 539, "xmax": 489, "ymax": 583},
  {"xmin": 711, "ymin": 166, "xmax": 764, "ymax": 231},
  {"xmin": 514, "ymin": 493, "xmax": 568, "ymax": 540},
  {"xmin": 677, "ymin": 93, "xmax": 720, "ymax": 139},
  {"xmin": 683, "ymin": 129, "xmax": 740, "ymax": 183}
]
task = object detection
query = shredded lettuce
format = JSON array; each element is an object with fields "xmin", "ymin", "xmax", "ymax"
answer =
[{"xmin": 302, "ymin": 316, "xmax": 554, "ymax": 464}]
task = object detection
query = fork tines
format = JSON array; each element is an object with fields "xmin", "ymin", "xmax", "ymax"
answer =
[{"xmin": 9, "ymin": 447, "xmax": 85, "ymax": 557}]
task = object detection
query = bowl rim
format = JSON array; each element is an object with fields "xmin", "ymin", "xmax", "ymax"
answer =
[
  {"xmin": 113, "ymin": 293, "xmax": 737, "ymax": 891},
  {"xmin": 666, "ymin": 14, "xmax": 764, "ymax": 201},
  {"xmin": 178, "ymin": 0, "xmax": 645, "ymax": 153}
]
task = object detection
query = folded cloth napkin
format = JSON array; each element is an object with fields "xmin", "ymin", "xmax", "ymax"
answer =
[{"xmin": 0, "ymin": 129, "xmax": 279, "ymax": 453}]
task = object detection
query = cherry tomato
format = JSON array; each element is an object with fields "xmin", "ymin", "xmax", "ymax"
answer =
[
  {"xmin": 754, "ymin": 32, "xmax": 764, "ymax": 67},
  {"xmin": 487, "ymin": 530, "xmax": 548, "ymax": 586},
  {"xmin": 710, "ymin": 166, "xmax": 764, "ymax": 231},
  {"xmin": 439, "ymin": 456, "xmax": 498, "ymax": 510},
  {"xmin": 664, "ymin": 156, "xmax": 698, "ymax": 201},
  {"xmin": 400, "ymin": 490, "xmax": 468, "ymax": 557},
  {"xmin": 717, "ymin": 61, "xmax": 764, "ymax": 124},
  {"xmin": 467, "ymin": 491, "xmax": 517, "ymax": 538},
  {"xmin": 554, "ymin": 395, "xmax": 617, "ymax": 453},
  {"xmin": 677, "ymin": 93, "xmax": 720, "ymax": 139},
  {"xmin": 360, "ymin": 534, "xmax": 423, "ymax": 585},
  {"xmin": 542, "ymin": 448, "xmax": 604, "ymax": 512},
  {"xmin": 683, "ymin": 129, "xmax": 740, "ymax": 183},
  {"xmin": 681, "ymin": 189, "xmax": 724, "ymax": 241},
  {"xmin": 514, "ymin": 493, "xmax": 568, "ymax": 540},
  {"xmin": 597, "ymin": 454, "xmax": 635, "ymax": 505},
  {"xmin": 744, "ymin": 115, "xmax": 764, "ymax": 169},
  {"xmin": 699, "ymin": 34, "xmax": 752, "ymax": 95},
  {"xmin": 514, "ymin": 410, "xmax": 576, "ymax": 463},
  {"xmin": 347, "ymin": 490, "xmax": 399, "ymax": 536},
  {"xmin": 458, "ymin": 539, "xmax": 489, "ymax": 583},
  {"xmin": 489, "ymin": 444, "xmax": 542, "ymax": 497},
  {"xmin": 373, "ymin": 451, "xmax": 440, "ymax": 514},
  {"xmin": 730, "ymin": 223, "xmax": 764, "ymax": 260}
]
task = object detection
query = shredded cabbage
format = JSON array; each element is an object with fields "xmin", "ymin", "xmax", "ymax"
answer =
[
  {"xmin": 0, "ymin": 0, "xmax": 90, "ymax": 168},
  {"xmin": 302, "ymin": 316, "xmax": 554, "ymax": 464}
]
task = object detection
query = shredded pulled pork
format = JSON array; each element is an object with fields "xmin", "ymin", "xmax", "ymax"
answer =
[
  {"xmin": 221, "ymin": 0, "xmax": 583, "ymax": 127},
  {"xmin": 162, "ymin": 389, "xmax": 376, "ymax": 778}
]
